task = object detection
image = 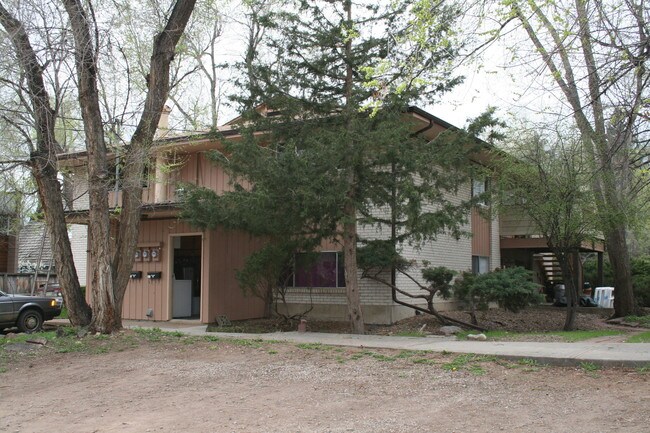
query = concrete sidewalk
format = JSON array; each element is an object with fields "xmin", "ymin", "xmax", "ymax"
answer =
[{"xmin": 123, "ymin": 320, "xmax": 650, "ymax": 368}]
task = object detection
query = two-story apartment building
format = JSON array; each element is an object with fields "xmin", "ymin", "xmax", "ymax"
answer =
[{"xmin": 59, "ymin": 106, "xmax": 502, "ymax": 325}]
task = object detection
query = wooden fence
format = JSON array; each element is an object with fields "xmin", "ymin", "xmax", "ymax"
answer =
[{"xmin": 0, "ymin": 273, "xmax": 58, "ymax": 296}]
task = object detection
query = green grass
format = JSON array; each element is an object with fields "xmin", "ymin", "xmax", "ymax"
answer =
[
  {"xmin": 412, "ymin": 357, "xmax": 437, "ymax": 365},
  {"xmin": 395, "ymin": 350, "xmax": 421, "ymax": 359},
  {"xmin": 442, "ymin": 353, "xmax": 497, "ymax": 374},
  {"xmin": 456, "ymin": 329, "xmax": 622, "ymax": 342},
  {"xmin": 133, "ymin": 327, "xmax": 184, "ymax": 341},
  {"xmin": 0, "ymin": 329, "xmax": 112, "ymax": 355},
  {"xmin": 559, "ymin": 330, "xmax": 623, "ymax": 342},
  {"xmin": 517, "ymin": 358, "xmax": 541, "ymax": 367},
  {"xmin": 579, "ymin": 362, "xmax": 600, "ymax": 372},
  {"xmin": 636, "ymin": 364, "xmax": 650, "ymax": 373},
  {"xmin": 370, "ymin": 353, "xmax": 396, "ymax": 362},
  {"xmin": 228, "ymin": 338, "xmax": 265, "ymax": 348},
  {"xmin": 623, "ymin": 315, "xmax": 650, "ymax": 328},
  {"xmin": 296, "ymin": 342, "xmax": 330, "ymax": 350},
  {"xmin": 626, "ymin": 331, "xmax": 650, "ymax": 343},
  {"xmin": 58, "ymin": 306, "xmax": 69, "ymax": 319}
]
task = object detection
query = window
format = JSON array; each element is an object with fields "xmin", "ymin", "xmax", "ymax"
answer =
[
  {"xmin": 472, "ymin": 256, "xmax": 490, "ymax": 274},
  {"xmin": 471, "ymin": 178, "xmax": 489, "ymax": 207},
  {"xmin": 291, "ymin": 252, "xmax": 345, "ymax": 288},
  {"xmin": 472, "ymin": 178, "xmax": 488, "ymax": 198}
]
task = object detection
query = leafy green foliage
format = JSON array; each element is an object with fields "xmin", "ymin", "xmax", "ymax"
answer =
[
  {"xmin": 421, "ymin": 266, "xmax": 456, "ymax": 300},
  {"xmin": 357, "ymin": 240, "xmax": 411, "ymax": 273},
  {"xmin": 623, "ymin": 316, "xmax": 650, "ymax": 328},
  {"xmin": 454, "ymin": 267, "xmax": 543, "ymax": 313},
  {"xmin": 180, "ymin": 0, "xmax": 498, "ymax": 327},
  {"xmin": 584, "ymin": 255, "xmax": 650, "ymax": 307}
]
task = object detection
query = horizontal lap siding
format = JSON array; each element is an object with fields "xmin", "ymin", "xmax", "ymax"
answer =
[
  {"xmin": 490, "ymin": 213, "xmax": 501, "ymax": 270},
  {"xmin": 499, "ymin": 207, "xmax": 537, "ymax": 237},
  {"xmin": 106, "ymin": 151, "xmax": 233, "ymax": 207},
  {"xmin": 396, "ymin": 182, "xmax": 472, "ymax": 306}
]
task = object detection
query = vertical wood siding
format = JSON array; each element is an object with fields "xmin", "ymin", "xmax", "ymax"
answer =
[
  {"xmin": 471, "ymin": 208, "xmax": 491, "ymax": 257},
  {"xmin": 122, "ymin": 219, "xmax": 196, "ymax": 321},
  {"xmin": 107, "ymin": 151, "xmax": 235, "ymax": 207},
  {"xmin": 207, "ymin": 227, "xmax": 266, "ymax": 321},
  {"xmin": 117, "ymin": 219, "xmax": 266, "ymax": 323}
]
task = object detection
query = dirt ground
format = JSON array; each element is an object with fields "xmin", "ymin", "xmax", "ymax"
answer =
[
  {"xmin": 211, "ymin": 306, "xmax": 638, "ymax": 340},
  {"xmin": 1, "ymin": 333, "xmax": 649, "ymax": 433}
]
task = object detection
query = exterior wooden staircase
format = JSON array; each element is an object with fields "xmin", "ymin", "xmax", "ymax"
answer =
[{"xmin": 533, "ymin": 252, "xmax": 563, "ymax": 286}]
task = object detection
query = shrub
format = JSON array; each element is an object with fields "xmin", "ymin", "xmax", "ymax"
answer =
[
  {"xmin": 583, "ymin": 255, "xmax": 650, "ymax": 307},
  {"xmin": 454, "ymin": 266, "xmax": 543, "ymax": 314}
]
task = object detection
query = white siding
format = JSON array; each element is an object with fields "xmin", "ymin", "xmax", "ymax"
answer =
[
  {"xmin": 490, "ymin": 213, "xmax": 501, "ymax": 270},
  {"xmin": 285, "ymin": 182, "xmax": 475, "ymax": 312},
  {"xmin": 395, "ymin": 182, "xmax": 473, "ymax": 306},
  {"xmin": 70, "ymin": 168, "xmax": 90, "ymax": 211},
  {"xmin": 69, "ymin": 224, "xmax": 88, "ymax": 286}
]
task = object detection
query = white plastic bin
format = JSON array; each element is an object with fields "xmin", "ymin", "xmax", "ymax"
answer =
[{"xmin": 594, "ymin": 287, "xmax": 614, "ymax": 308}]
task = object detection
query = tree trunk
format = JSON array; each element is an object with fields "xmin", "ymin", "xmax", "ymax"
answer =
[
  {"xmin": 606, "ymin": 227, "xmax": 636, "ymax": 317},
  {"xmin": 62, "ymin": 0, "xmax": 116, "ymax": 333},
  {"xmin": 515, "ymin": 1, "xmax": 637, "ymax": 318},
  {"xmin": 63, "ymin": 0, "xmax": 196, "ymax": 333},
  {"xmin": 111, "ymin": 0, "xmax": 197, "ymax": 331},
  {"xmin": 0, "ymin": 4, "xmax": 91, "ymax": 326},
  {"xmin": 340, "ymin": 0, "xmax": 364, "ymax": 334},
  {"xmin": 556, "ymin": 250, "xmax": 578, "ymax": 331},
  {"xmin": 343, "ymin": 199, "xmax": 365, "ymax": 334}
]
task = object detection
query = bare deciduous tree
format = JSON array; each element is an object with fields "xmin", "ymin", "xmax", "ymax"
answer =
[
  {"xmin": 0, "ymin": 0, "xmax": 196, "ymax": 332},
  {"xmin": 0, "ymin": 1, "xmax": 92, "ymax": 325}
]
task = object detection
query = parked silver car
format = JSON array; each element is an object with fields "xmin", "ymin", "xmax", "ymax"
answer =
[{"xmin": 0, "ymin": 290, "xmax": 62, "ymax": 333}]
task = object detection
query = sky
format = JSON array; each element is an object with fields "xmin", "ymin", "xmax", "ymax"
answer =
[{"xmin": 177, "ymin": 1, "xmax": 531, "ymax": 132}]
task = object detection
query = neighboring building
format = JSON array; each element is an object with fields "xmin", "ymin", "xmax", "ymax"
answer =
[
  {"xmin": 499, "ymin": 206, "xmax": 605, "ymax": 296},
  {"xmin": 16, "ymin": 221, "xmax": 88, "ymax": 285},
  {"xmin": 0, "ymin": 193, "xmax": 19, "ymax": 273},
  {"xmin": 60, "ymin": 106, "xmax": 503, "ymax": 325}
]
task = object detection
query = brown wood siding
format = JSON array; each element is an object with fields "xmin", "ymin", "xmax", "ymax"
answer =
[
  {"xmin": 115, "ymin": 219, "xmax": 266, "ymax": 323},
  {"xmin": 471, "ymin": 208, "xmax": 491, "ymax": 257},
  {"xmin": 0, "ymin": 235, "xmax": 9, "ymax": 272},
  {"xmin": 108, "ymin": 151, "xmax": 235, "ymax": 207},
  {"xmin": 122, "ymin": 219, "xmax": 198, "ymax": 321},
  {"xmin": 207, "ymin": 227, "xmax": 266, "ymax": 322}
]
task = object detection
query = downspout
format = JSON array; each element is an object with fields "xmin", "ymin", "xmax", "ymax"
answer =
[{"xmin": 385, "ymin": 113, "xmax": 485, "ymax": 331}]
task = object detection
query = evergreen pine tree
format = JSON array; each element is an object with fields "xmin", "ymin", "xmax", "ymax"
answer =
[{"xmin": 182, "ymin": 0, "xmax": 496, "ymax": 333}]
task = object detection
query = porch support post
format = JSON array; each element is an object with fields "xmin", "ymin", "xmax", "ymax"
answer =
[{"xmin": 154, "ymin": 155, "xmax": 168, "ymax": 204}]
